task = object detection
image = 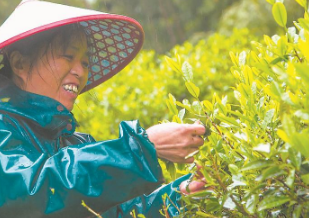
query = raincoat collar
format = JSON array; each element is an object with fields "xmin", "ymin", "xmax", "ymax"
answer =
[{"xmin": 0, "ymin": 75, "xmax": 76, "ymax": 135}]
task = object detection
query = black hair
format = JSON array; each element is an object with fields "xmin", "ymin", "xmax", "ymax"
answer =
[{"xmin": 0, "ymin": 23, "xmax": 91, "ymax": 79}]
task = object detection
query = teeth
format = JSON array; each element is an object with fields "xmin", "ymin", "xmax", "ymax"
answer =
[
  {"xmin": 73, "ymin": 86, "xmax": 78, "ymax": 93},
  {"xmin": 63, "ymin": 84, "xmax": 78, "ymax": 94}
]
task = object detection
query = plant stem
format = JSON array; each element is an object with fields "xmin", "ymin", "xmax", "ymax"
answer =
[
  {"xmin": 294, "ymin": 49, "xmax": 302, "ymax": 63},
  {"xmin": 81, "ymin": 200, "xmax": 103, "ymax": 218}
]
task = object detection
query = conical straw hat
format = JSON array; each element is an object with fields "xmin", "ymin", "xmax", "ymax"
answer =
[{"xmin": 0, "ymin": 0, "xmax": 144, "ymax": 93}]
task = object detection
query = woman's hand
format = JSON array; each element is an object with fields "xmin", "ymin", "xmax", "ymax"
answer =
[{"xmin": 146, "ymin": 122, "xmax": 205, "ymax": 163}]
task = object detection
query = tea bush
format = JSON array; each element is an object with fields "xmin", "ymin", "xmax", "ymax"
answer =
[{"xmin": 161, "ymin": 1, "xmax": 309, "ymax": 217}]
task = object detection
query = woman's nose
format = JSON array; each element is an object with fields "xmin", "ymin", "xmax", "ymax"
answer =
[{"xmin": 70, "ymin": 61, "xmax": 87, "ymax": 78}]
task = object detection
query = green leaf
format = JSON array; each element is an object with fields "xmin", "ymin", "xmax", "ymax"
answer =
[
  {"xmin": 293, "ymin": 205, "xmax": 302, "ymax": 218},
  {"xmin": 169, "ymin": 93, "xmax": 176, "ymax": 103},
  {"xmin": 203, "ymin": 100, "xmax": 213, "ymax": 112},
  {"xmin": 272, "ymin": 2, "xmax": 287, "ymax": 27},
  {"xmin": 289, "ymin": 147, "xmax": 302, "ymax": 170},
  {"xmin": 295, "ymin": 0, "xmax": 306, "ymax": 8},
  {"xmin": 172, "ymin": 115, "xmax": 182, "ymax": 123},
  {"xmin": 178, "ymin": 108, "xmax": 185, "ymax": 121},
  {"xmin": 166, "ymin": 94, "xmax": 178, "ymax": 115},
  {"xmin": 241, "ymin": 160, "xmax": 273, "ymax": 172},
  {"xmin": 261, "ymin": 109, "xmax": 275, "ymax": 129},
  {"xmin": 176, "ymin": 99, "xmax": 193, "ymax": 113},
  {"xmin": 246, "ymin": 194, "xmax": 258, "ymax": 214},
  {"xmin": 215, "ymin": 102, "xmax": 227, "ymax": 115},
  {"xmin": 298, "ymin": 18, "xmax": 309, "ymax": 32},
  {"xmin": 228, "ymin": 164, "xmax": 239, "ymax": 175},
  {"xmin": 270, "ymin": 81, "xmax": 283, "ymax": 99},
  {"xmin": 286, "ymin": 168, "xmax": 295, "ymax": 188},
  {"xmin": 258, "ymin": 195, "xmax": 290, "ymax": 211},
  {"xmin": 229, "ymin": 51, "xmax": 239, "ymax": 66},
  {"xmin": 223, "ymin": 196, "xmax": 236, "ymax": 210},
  {"xmin": 185, "ymin": 81, "xmax": 200, "ymax": 99},
  {"xmin": 301, "ymin": 173, "xmax": 309, "ymax": 185},
  {"xmin": 165, "ymin": 56, "xmax": 181, "ymax": 74},
  {"xmin": 294, "ymin": 63, "xmax": 309, "ymax": 84},
  {"xmin": 257, "ymin": 166, "xmax": 286, "ymax": 182},
  {"xmin": 277, "ymin": 37, "xmax": 287, "ymax": 56},
  {"xmin": 192, "ymin": 101, "xmax": 202, "ymax": 115},
  {"xmin": 282, "ymin": 114, "xmax": 296, "ymax": 136},
  {"xmin": 181, "ymin": 61, "xmax": 193, "ymax": 82},
  {"xmin": 239, "ymin": 51, "xmax": 247, "ymax": 66},
  {"xmin": 290, "ymin": 132, "xmax": 309, "ymax": 159},
  {"xmin": 265, "ymin": 108, "xmax": 276, "ymax": 120},
  {"xmin": 216, "ymin": 114, "xmax": 240, "ymax": 127}
]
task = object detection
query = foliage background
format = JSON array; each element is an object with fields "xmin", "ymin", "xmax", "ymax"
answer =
[{"xmin": 0, "ymin": 0, "xmax": 303, "ymax": 53}]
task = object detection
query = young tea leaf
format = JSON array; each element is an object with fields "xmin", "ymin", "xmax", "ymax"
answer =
[
  {"xmin": 185, "ymin": 81, "xmax": 200, "ymax": 99},
  {"xmin": 272, "ymin": 2, "xmax": 287, "ymax": 27},
  {"xmin": 165, "ymin": 56, "xmax": 182, "ymax": 74},
  {"xmin": 182, "ymin": 61, "xmax": 193, "ymax": 82},
  {"xmin": 166, "ymin": 98, "xmax": 178, "ymax": 115}
]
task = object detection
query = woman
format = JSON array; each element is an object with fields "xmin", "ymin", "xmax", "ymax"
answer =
[{"xmin": 0, "ymin": 0, "xmax": 206, "ymax": 217}]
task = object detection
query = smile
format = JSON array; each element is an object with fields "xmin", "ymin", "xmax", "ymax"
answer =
[{"xmin": 63, "ymin": 84, "xmax": 78, "ymax": 94}]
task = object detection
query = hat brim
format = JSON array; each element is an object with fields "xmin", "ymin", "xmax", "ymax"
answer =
[{"xmin": 0, "ymin": 1, "xmax": 144, "ymax": 93}]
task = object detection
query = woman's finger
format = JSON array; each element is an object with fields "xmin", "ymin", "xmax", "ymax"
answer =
[
  {"xmin": 191, "ymin": 135, "xmax": 204, "ymax": 146},
  {"xmin": 187, "ymin": 123, "xmax": 206, "ymax": 136},
  {"xmin": 179, "ymin": 178, "xmax": 206, "ymax": 195}
]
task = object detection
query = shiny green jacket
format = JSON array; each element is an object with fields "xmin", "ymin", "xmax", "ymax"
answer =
[{"xmin": 0, "ymin": 76, "xmax": 188, "ymax": 218}]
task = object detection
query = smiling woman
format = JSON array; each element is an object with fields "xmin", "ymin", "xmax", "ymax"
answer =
[
  {"xmin": 0, "ymin": 0, "xmax": 206, "ymax": 217},
  {"xmin": 2, "ymin": 24, "xmax": 90, "ymax": 110}
]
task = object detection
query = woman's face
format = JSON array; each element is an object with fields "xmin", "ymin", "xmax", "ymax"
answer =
[{"xmin": 12, "ymin": 33, "xmax": 89, "ymax": 111}]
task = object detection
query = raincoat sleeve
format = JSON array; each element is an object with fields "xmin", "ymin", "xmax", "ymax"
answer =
[
  {"xmin": 101, "ymin": 174, "xmax": 191, "ymax": 218},
  {"xmin": 0, "ymin": 118, "xmax": 163, "ymax": 217}
]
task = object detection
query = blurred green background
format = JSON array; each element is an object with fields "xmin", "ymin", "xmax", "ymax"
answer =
[{"xmin": 0, "ymin": 0, "xmax": 303, "ymax": 53}]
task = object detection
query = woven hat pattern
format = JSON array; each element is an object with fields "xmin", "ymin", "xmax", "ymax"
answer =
[{"xmin": 80, "ymin": 19, "xmax": 142, "ymax": 92}]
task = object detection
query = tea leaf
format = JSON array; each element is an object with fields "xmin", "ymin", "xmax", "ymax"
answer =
[
  {"xmin": 185, "ymin": 81, "xmax": 200, "ymax": 99},
  {"xmin": 241, "ymin": 160, "xmax": 273, "ymax": 171},
  {"xmin": 272, "ymin": 2, "xmax": 287, "ymax": 27},
  {"xmin": 182, "ymin": 61, "xmax": 193, "ymax": 82},
  {"xmin": 258, "ymin": 195, "xmax": 290, "ymax": 211}
]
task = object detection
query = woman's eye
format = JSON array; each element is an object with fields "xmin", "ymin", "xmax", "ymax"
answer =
[
  {"xmin": 63, "ymin": 55, "xmax": 73, "ymax": 60},
  {"xmin": 82, "ymin": 61, "xmax": 89, "ymax": 68}
]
